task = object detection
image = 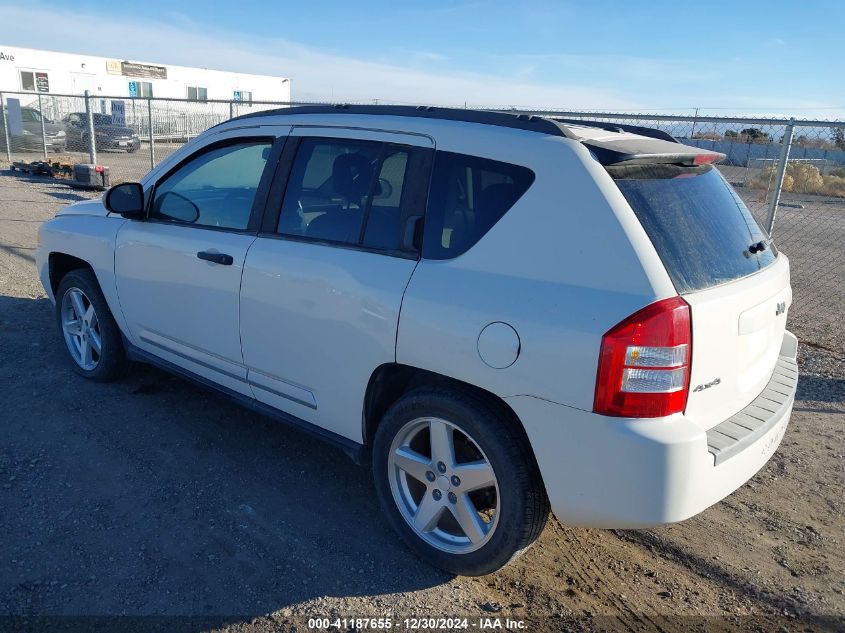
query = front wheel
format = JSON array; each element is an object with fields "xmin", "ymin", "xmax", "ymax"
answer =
[
  {"xmin": 372, "ymin": 386, "xmax": 549, "ymax": 575},
  {"xmin": 56, "ymin": 269, "xmax": 129, "ymax": 382}
]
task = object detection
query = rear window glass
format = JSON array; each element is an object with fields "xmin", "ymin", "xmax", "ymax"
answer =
[
  {"xmin": 609, "ymin": 164, "xmax": 777, "ymax": 293},
  {"xmin": 423, "ymin": 152, "xmax": 534, "ymax": 260}
]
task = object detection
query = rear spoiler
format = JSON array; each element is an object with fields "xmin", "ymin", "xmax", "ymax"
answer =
[
  {"xmin": 585, "ymin": 135, "xmax": 726, "ymax": 167},
  {"xmin": 552, "ymin": 117, "xmax": 726, "ymax": 167},
  {"xmin": 552, "ymin": 117, "xmax": 679, "ymax": 143}
]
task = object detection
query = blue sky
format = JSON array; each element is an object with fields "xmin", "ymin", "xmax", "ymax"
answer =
[{"xmin": 2, "ymin": 0, "xmax": 843, "ymax": 117}]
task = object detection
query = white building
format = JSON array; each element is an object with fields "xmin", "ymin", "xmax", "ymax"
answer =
[{"xmin": 0, "ymin": 45, "xmax": 291, "ymax": 103}]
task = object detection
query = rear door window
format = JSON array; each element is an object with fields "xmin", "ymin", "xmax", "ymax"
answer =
[
  {"xmin": 422, "ymin": 152, "xmax": 534, "ymax": 259},
  {"xmin": 276, "ymin": 137, "xmax": 425, "ymax": 255},
  {"xmin": 609, "ymin": 164, "xmax": 777, "ymax": 293}
]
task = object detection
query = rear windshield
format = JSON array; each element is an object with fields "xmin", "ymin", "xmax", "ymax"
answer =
[{"xmin": 609, "ymin": 164, "xmax": 777, "ymax": 293}]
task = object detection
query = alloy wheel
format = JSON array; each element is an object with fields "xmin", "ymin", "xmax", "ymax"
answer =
[
  {"xmin": 387, "ymin": 416, "xmax": 500, "ymax": 554},
  {"xmin": 60, "ymin": 287, "xmax": 102, "ymax": 371}
]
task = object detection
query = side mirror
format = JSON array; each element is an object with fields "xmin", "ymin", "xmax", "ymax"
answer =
[{"xmin": 104, "ymin": 182, "xmax": 145, "ymax": 218}]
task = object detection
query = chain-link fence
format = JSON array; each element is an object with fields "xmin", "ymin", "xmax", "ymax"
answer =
[
  {"xmin": 1, "ymin": 92, "xmax": 842, "ymax": 351},
  {"xmin": 0, "ymin": 91, "xmax": 285, "ymax": 183}
]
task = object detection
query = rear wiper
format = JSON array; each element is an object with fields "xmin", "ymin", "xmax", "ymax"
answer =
[{"xmin": 748, "ymin": 240, "xmax": 767, "ymax": 254}]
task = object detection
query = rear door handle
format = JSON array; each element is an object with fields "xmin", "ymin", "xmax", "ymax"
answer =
[{"xmin": 197, "ymin": 251, "xmax": 234, "ymax": 265}]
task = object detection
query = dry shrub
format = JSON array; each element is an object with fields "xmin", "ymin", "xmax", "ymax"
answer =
[
  {"xmin": 781, "ymin": 174, "xmax": 794, "ymax": 191},
  {"xmin": 821, "ymin": 175, "xmax": 845, "ymax": 197},
  {"xmin": 750, "ymin": 162, "xmax": 845, "ymax": 197},
  {"xmin": 788, "ymin": 162, "xmax": 825, "ymax": 193}
]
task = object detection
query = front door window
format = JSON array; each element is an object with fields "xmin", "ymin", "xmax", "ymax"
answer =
[{"xmin": 151, "ymin": 141, "xmax": 272, "ymax": 230}]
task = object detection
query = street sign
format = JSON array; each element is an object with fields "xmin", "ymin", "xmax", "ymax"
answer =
[
  {"xmin": 233, "ymin": 90, "xmax": 241, "ymax": 102},
  {"xmin": 128, "ymin": 81, "xmax": 138, "ymax": 97}
]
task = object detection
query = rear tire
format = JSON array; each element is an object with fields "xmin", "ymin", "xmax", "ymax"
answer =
[
  {"xmin": 55, "ymin": 269, "xmax": 129, "ymax": 382},
  {"xmin": 372, "ymin": 386, "xmax": 549, "ymax": 576}
]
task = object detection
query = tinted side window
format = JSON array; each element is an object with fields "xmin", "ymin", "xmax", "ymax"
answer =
[
  {"xmin": 151, "ymin": 141, "xmax": 271, "ymax": 230},
  {"xmin": 422, "ymin": 152, "xmax": 535, "ymax": 260},
  {"xmin": 362, "ymin": 150, "xmax": 411, "ymax": 251},
  {"xmin": 277, "ymin": 138, "xmax": 414, "ymax": 252}
]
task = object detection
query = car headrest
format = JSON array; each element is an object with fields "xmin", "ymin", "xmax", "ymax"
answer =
[{"xmin": 332, "ymin": 153, "xmax": 374, "ymax": 201}]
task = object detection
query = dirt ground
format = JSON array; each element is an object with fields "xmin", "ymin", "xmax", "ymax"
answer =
[{"xmin": 0, "ymin": 171, "xmax": 842, "ymax": 632}]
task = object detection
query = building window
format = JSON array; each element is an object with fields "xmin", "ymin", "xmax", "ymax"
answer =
[
  {"xmin": 20, "ymin": 71, "xmax": 50, "ymax": 92},
  {"xmin": 187, "ymin": 86, "xmax": 208, "ymax": 102},
  {"xmin": 139, "ymin": 82, "xmax": 153, "ymax": 98},
  {"xmin": 20, "ymin": 71, "xmax": 35, "ymax": 91}
]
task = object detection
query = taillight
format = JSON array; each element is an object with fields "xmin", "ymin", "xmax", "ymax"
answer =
[
  {"xmin": 593, "ymin": 296, "xmax": 691, "ymax": 418},
  {"xmin": 693, "ymin": 153, "xmax": 720, "ymax": 165}
]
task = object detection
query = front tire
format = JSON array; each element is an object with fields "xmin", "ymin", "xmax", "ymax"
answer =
[
  {"xmin": 372, "ymin": 386, "xmax": 549, "ymax": 576},
  {"xmin": 56, "ymin": 269, "xmax": 129, "ymax": 382}
]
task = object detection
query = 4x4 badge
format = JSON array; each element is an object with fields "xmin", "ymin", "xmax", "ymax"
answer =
[
  {"xmin": 693, "ymin": 378, "xmax": 721, "ymax": 393},
  {"xmin": 776, "ymin": 301, "xmax": 786, "ymax": 316}
]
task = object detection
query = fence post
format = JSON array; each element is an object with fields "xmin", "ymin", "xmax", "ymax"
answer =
[
  {"xmin": 764, "ymin": 118, "xmax": 795, "ymax": 236},
  {"xmin": 38, "ymin": 93, "xmax": 49, "ymax": 160},
  {"xmin": 147, "ymin": 98, "xmax": 155, "ymax": 169},
  {"xmin": 84, "ymin": 90, "xmax": 97, "ymax": 165},
  {"xmin": 689, "ymin": 107, "xmax": 699, "ymax": 140},
  {"xmin": 229, "ymin": 101, "xmax": 234, "ymax": 120},
  {"xmin": 1, "ymin": 92, "xmax": 11, "ymax": 164}
]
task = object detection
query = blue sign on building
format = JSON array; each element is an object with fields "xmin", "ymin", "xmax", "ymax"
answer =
[{"xmin": 128, "ymin": 81, "xmax": 138, "ymax": 97}]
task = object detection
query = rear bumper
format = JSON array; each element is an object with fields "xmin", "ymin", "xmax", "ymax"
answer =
[
  {"xmin": 8, "ymin": 136, "xmax": 65, "ymax": 152},
  {"xmin": 507, "ymin": 330, "xmax": 798, "ymax": 528},
  {"xmin": 98, "ymin": 137, "xmax": 140, "ymax": 151}
]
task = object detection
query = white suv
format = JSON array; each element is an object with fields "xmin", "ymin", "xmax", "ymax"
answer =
[{"xmin": 36, "ymin": 106, "xmax": 797, "ymax": 575}]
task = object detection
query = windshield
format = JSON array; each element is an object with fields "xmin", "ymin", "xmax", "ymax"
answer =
[
  {"xmin": 21, "ymin": 109, "xmax": 42, "ymax": 123},
  {"xmin": 93, "ymin": 114, "xmax": 114, "ymax": 125},
  {"xmin": 609, "ymin": 164, "xmax": 777, "ymax": 293}
]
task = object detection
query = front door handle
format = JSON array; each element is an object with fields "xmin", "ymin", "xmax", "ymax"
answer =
[{"xmin": 197, "ymin": 251, "xmax": 234, "ymax": 265}]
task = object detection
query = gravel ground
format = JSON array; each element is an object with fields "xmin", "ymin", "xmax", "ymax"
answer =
[{"xmin": 0, "ymin": 170, "xmax": 843, "ymax": 632}]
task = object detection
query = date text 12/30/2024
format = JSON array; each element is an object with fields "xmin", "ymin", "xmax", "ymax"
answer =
[{"xmin": 308, "ymin": 617, "xmax": 527, "ymax": 630}]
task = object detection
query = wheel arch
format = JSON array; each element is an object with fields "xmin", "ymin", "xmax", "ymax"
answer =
[
  {"xmin": 46, "ymin": 247, "xmax": 132, "ymax": 346},
  {"xmin": 48, "ymin": 252, "xmax": 93, "ymax": 296},
  {"xmin": 362, "ymin": 363, "xmax": 537, "ymax": 460}
]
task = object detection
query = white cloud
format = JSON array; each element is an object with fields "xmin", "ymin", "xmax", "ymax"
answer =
[
  {"xmin": 0, "ymin": 4, "xmax": 638, "ymax": 110},
  {"xmin": 1, "ymin": 4, "xmax": 842, "ymax": 118},
  {"xmin": 409, "ymin": 50, "xmax": 449, "ymax": 62}
]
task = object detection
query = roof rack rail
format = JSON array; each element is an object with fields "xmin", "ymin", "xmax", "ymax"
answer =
[
  {"xmin": 227, "ymin": 105, "xmax": 680, "ymax": 147},
  {"xmin": 230, "ymin": 104, "xmax": 569, "ymax": 137},
  {"xmin": 551, "ymin": 117, "xmax": 678, "ymax": 143}
]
